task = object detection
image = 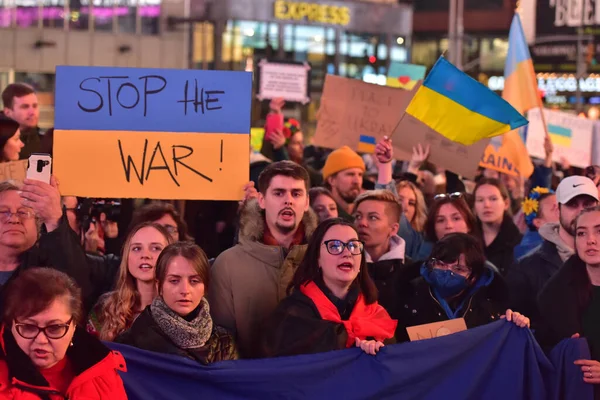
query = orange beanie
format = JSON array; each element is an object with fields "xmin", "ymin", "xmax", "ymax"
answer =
[{"xmin": 322, "ymin": 146, "xmax": 365, "ymax": 181}]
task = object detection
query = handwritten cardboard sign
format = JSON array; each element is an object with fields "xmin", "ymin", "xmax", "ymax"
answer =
[
  {"xmin": 0, "ymin": 160, "xmax": 28, "ymax": 183},
  {"xmin": 393, "ymin": 112, "xmax": 490, "ymax": 179},
  {"xmin": 526, "ymin": 108, "xmax": 593, "ymax": 168},
  {"xmin": 314, "ymin": 75, "xmax": 413, "ymax": 160},
  {"xmin": 257, "ymin": 60, "xmax": 311, "ymax": 104},
  {"xmin": 53, "ymin": 66, "xmax": 252, "ymax": 200},
  {"xmin": 406, "ymin": 318, "xmax": 468, "ymax": 342}
]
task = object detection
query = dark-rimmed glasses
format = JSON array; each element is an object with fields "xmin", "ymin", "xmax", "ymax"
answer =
[
  {"xmin": 427, "ymin": 258, "xmax": 471, "ymax": 275},
  {"xmin": 323, "ymin": 240, "xmax": 364, "ymax": 255},
  {"xmin": 14, "ymin": 317, "xmax": 74, "ymax": 340},
  {"xmin": 433, "ymin": 192, "xmax": 464, "ymax": 201}
]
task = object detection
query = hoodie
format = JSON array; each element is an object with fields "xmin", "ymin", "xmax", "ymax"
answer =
[{"xmin": 538, "ymin": 222, "xmax": 574, "ymax": 262}]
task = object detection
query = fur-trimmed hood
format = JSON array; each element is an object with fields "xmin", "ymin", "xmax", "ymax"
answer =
[{"xmin": 238, "ymin": 198, "xmax": 319, "ymax": 244}]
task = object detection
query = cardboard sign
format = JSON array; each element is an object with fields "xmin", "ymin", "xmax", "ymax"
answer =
[
  {"xmin": 0, "ymin": 160, "xmax": 28, "ymax": 183},
  {"xmin": 479, "ymin": 131, "xmax": 534, "ymax": 178},
  {"xmin": 406, "ymin": 318, "xmax": 468, "ymax": 342},
  {"xmin": 526, "ymin": 108, "xmax": 593, "ymax": 168},
  {"xmin": 257, "ymin": 60, "xmax": 311, "ymax": 104},
  {"xmin": 53, "ymin": 67, "xmax": 252, "ymax": 200},
  {"xmin": 314, "ymin": 75, "xmax": 413, "ymax": 160},
  {"xmin": 393, "ymin": 112, "xmax": 490, "ymax": 179}
]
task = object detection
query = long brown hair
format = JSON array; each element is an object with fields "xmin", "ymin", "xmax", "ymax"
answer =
[
  {"xmin": 424, "ymin": 196, "xmax": 479, "ymax": 242},
  {"xmin": 288, "ymin": 218, "xmax": 378, "ymax": 304},
  {"xmin": 396, "ymin": 180, "xmax": 427, "ymax": 232},
  {"xmin": 155, "ymin": 242, "xmax": 211, "ymax": 295},
  {"xmin": 98, "ymin": 222, "xmax": 173, "ymax": 341}
]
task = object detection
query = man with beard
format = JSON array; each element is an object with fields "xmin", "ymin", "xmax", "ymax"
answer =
[
  {"xmin": 508, "ymin": 176, "xmax": 598, "ymax": 323},
  {"xmin": 322, "ymin": 146, "xmax": 365, "ymax": 221},
  {"xmin": 208, "ymin": 161, "xmax": 318, "ymax": 358}
]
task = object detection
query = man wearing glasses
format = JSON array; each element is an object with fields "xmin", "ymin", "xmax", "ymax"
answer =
[{"xmin": 0, "ymin": 179, "xmax": 92, "ymax": 312}]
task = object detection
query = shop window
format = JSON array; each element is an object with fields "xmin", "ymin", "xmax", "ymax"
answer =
[
  {"xmin": 0, "ymin": 0, "xmax": 14, "ymax": 27},
  {"xmin": 69, "ymin": 0, "xmax": 90, "ymax": 30},
  {"xmin": 223, "ymin": 20, "xmax": 279, "ymax": 70},
  {"xmin": 139, "ymin": 0, "xmax": 159, "ymax": 34},
  {"xmin": 415, "ymin": 0, "xmax": 503, "ymax": 10},
  {"xmin": 116, "ymin": 0, "xmax": 135, "ymax": 33},
  {"xmin": 15, "ymin": 0, "xmax": 40, "ymax": 27},
  {"xmin": 480, "ymin": 37, "xmax": 508, "ymax": 71},
  {"xmin": 412, "ymin": 40, "xmax": 439, "ymax": 67},
  {"xmin": 193, "ymin": 22, "xmax": 215, "ymax": 67},
  {"xmin": 93, "ymin": 0, "xmax": 114, "ymax": 31}
]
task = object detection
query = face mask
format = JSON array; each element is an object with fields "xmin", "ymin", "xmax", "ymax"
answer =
[{"xmin": 426, "ymin": 268, "xmax": 468, "ymax": 298}]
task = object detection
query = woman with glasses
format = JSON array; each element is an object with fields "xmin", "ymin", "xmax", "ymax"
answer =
[
  {"xmin": 473, "ymin": 178, "xmax": 522, "ymax": 276},
  {"xmin": 0, "ymin": 267, "xmax": 127, "ymax": 399},
  {"xmin": 89, "ymin": 222, "xmax": 174, "ymax": 340},
  {"xmin": 260, "ymin": 218, "xmax": 397, "ymax": 357},
  {"xmin": 116, "ymin": 242, "xmax": 237, "ymax": 364},
  {"xmin": 397, "ymin": 233, "xmax": 529, "ymax": 342}
]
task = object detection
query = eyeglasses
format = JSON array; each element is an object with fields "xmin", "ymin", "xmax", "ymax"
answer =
[
  {"xmin": 433, "ymin": 192, "xmax": 464, "ymax": 201},
  {"xmin": 0, "ymin": 209, "xmax": 35, "ymax": 223},
  {"xmin": 14, "ymin": 317, "xmax": 74, "ymax": 340},
  {"xmin": 427, "ymin": 258, "xmax": 471, "ymax": 275},
  {"xmin": 323, "ymin": 240, "xmax": 364, "ymax": 255}
]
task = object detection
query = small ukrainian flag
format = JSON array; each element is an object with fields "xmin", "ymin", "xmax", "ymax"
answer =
[
  {"xmin": 405, "ymin": 57, "xmax": 528, "ymax": 146},
  {"xmin": 357, "ymin": 135, "xmax": 376, "ymax": 153},
  {"xmin": 548, "ymin": 124, "xmax": 572, "ymax": 147}
]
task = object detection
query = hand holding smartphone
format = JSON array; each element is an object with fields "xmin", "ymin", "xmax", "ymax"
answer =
[{"xmin": 26, "ymin": 153, "xmax": 52, "ymax": 184}]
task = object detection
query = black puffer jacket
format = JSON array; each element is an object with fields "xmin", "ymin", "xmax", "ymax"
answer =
[{"xmin": 397, "ymin": 264, "xmax": 509, "ymax": 342}]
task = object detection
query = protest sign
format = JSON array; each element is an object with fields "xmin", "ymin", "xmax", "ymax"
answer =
[
  {"xmin": 257, "ymin": 60, "xmax": 311, "ymax": 104},
  {"xmin": 406, "ymin": 318, "xmax": 467, "ymax": 342},
  {"xmin": 53, "ymin": 67, "xmax": 252, "ymax": 200},
  {"xmin": 392, "ymin": 111, "xmax": 490, "ymax": 179},
  {"xmin": 479, "ymin": 131, "xmax": 534, "ymax": 177},
  {"xmin": 526, "ymin": 108, "xmax": 593, "ymax": 168},
  {"xmin": 386, "ymin": 62, "xmax": 427, "ymax": 90},
  {"xmin": 0, "ymin": 160, "xmax": 28, "ymax": 183},
  {"xmin": 314, "ymin": 75, "xmax": 413, "ymax": 160}
]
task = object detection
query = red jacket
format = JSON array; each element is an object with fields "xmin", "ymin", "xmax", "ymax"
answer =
[{"xmin": 0, "ymin": 326, "xmax": 127, "ymax": 399}]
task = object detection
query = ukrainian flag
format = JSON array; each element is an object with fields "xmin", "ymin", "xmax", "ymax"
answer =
[
  {"xmin": 405, "ymin": 57, "xmax": 528, "ymax": 146},
  {"xmin": 357, "ymin": 135, "xmax": 376, "ymax": 153},
  {"xmin": 503, "ymin": 14, "xmax": 539, "ymax": 115},
  {"xmin": 387, "ymin": 63, "xmax": 427, "ymax": 90},
  {"xmin": 548, "ymin": 124, "xmax": 572, "ymax": 147}
]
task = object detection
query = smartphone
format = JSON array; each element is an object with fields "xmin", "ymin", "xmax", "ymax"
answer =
[{"xmin": 26, "ymin": 153, "xmax": 52, "ymax": 184}]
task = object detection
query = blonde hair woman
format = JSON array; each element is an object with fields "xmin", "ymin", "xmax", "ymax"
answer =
[
  {"xmin": 396, "ymin": 180, "xmax": 427, "ymax": 233},
  {"xmin": 89, "ymin": 222, "xmax": 173, "ymax": 341}
]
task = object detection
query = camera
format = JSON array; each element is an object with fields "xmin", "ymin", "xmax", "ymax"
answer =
[
  {"xmin": 36, "ymin": 159, "xmax": 50, "ymax": 173},
  {"xmin": 76, "ymin": 198, "xmax": 121, "ymax": 234}
]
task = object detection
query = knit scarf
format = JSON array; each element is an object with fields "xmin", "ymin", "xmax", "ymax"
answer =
[
  {"xmin": 150, "ymin": 297, "xmax": 213, "ymax": 349},
  {"xmin": 300, "ymin": 281, "xmax": 397, "ymax": 348}
]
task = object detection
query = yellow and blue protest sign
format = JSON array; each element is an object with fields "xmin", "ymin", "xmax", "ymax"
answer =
[
  {"xmin": 386, "ymin": 63, "xmax": 426, "ymax": 90},
  {"xmin": 53, "ymin": 67, "xmax": 252, "ymax": 200},
  {"xmin": 405, "ymin": 57, "xmax": 528, "ymax": 146}
]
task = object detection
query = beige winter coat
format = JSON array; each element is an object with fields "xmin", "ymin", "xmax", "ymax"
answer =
[{"xmin": 207, "ymin": 199, "xmax": 318, "ymax": 358}]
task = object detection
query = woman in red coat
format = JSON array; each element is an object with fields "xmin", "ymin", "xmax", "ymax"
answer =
[
  {"xmin": 0, "ymin": 267, "xmax": 127, "ymax": 399},
  {"xmin": 260, "ymin": 218, "xmax": 397, "ymax": 357}
]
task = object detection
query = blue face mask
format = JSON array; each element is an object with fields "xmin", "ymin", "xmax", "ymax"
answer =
[{"xmin": 427, "ymin": 269, "xmax": 468, "ymax": 298}]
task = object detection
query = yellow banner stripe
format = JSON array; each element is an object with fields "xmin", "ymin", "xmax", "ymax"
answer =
[{"xmin": 406, "ymin": 86, "xmax": 511, "ymax": 146}]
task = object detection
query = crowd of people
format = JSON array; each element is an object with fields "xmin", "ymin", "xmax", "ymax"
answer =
[{"xmin": 0, "ymin": 85, "xmax": 599, "ymax": 398}]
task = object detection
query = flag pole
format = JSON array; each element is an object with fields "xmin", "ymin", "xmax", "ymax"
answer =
[{"xmin": 389, "ymin": 112, "xmax": 407, "ymax": 140}]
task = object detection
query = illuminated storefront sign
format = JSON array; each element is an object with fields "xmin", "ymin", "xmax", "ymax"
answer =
[
  {"xmin": 487, "ymin": 75, "xmax": 600, "ymax": 94},
  {"xmin": 274, "ymin": 0, "xmax": 351, "ymax": 26}
]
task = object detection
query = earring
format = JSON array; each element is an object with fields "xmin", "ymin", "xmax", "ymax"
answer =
[{"xmin": 70, "ymin": 341, "xmax": 74, "ymax": 347}]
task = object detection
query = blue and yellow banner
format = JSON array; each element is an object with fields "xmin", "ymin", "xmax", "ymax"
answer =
[
  {"xmin": 386, "ymin": 63, "xmax": 427, "ymax": 90},
  {"xmin": 54, "ymin": 67, "xmax": 252, "ymax": 200},
  {"xmin": 405, "ymin": 57, "xmax": 528, "ymax": 146}
]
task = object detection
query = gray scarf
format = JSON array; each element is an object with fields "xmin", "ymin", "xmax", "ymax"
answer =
[{"xmin": 150, "ymin": 296, "xmax": 213, "ymax": 349}]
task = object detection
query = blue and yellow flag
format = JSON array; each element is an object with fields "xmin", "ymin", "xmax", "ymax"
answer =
[
  {"xmin": 387, "ymin": 63, "xmax": 427, "ymax": 90},
  {"xmin": 405, "ymin": 57, "xmax": 528, "ymax": 146}
]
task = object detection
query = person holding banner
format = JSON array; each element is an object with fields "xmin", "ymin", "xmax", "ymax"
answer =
[
  {"xmin": 0, "ymin": 268, "xmax": 127, "ymax": 399},
  {"xmin": 209, "ymin": 161, "xmax": 318, "ymax": 358},
  {"xmin": 91, "ymin": 222, "xmax": 173, "ymax": 341},
  {"xmin": 0, "ymin": 116, "xmax": 23, "ymax": 162},
  {"xmin": 538, "ymin": 206, "xmax": 600, "ymax": 396},
  {"xmin": 473, "ymin": 178, "xmax": 522, "ymax": 276},
  {"xmin": 398, "ymin": 233, "xmax": 528, "ymax": 343},
  {"xmin": 116, "ymin": 242, "xmax": 237, "ymax": 364},
  {"xmin": 260, "ymin": 218, "xmax": 397, "ymax": 357}
]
